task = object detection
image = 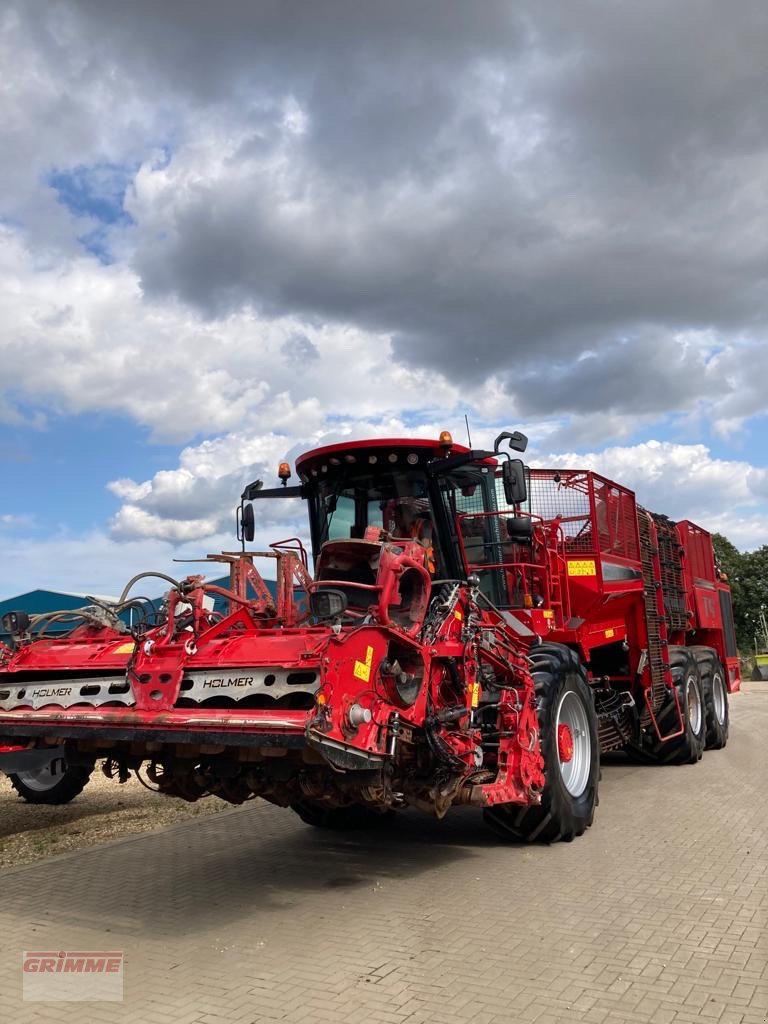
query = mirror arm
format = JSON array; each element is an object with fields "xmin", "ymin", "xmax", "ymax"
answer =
[{"xmin": 249, "ymin": 485, "xmax": 305, "ymax": 500}]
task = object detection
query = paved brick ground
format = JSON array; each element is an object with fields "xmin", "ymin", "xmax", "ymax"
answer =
[{"xmin": 1, "ymin": 683, "xmax": 765, "ymax": 1024}]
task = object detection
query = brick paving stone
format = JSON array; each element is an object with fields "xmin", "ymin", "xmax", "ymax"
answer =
[{"xmin": 0, "ymin": 682, "xmax": 765, "ymax": 1024}]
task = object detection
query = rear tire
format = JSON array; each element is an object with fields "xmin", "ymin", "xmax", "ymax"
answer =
[
  {"xmin": 641, "ymin": 647, "xmax": 706, "ymax": 765},
  {"xmin": 8, "ymin": 758, "xmax": 92, "ymax": 805},
  {"xmin": 291, "ymin": 801, "xmax": 394, "ymax": 830},
  {"xmin": 484, "ymin": 643, "xmax": 599, "ymax": 843},
  {"xmin": 689, "ymin": 647, "xmax": 729, "ymax": 750}
]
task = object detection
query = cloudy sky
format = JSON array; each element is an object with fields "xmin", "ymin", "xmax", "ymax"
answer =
[{"xmin": 1, "ymin": 1, "xmax": 767, "ymax": 597}]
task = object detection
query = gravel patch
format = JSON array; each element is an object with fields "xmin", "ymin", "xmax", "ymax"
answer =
[{"xmin": 0, "ymin": 766, "xmax": 232, "ymax": 868}]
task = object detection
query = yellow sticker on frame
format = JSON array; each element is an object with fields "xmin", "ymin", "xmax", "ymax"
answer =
[
  {"xmin": 353, "ymin": 645, "xmax": 374, "ymax": 682},
  {"xmin": 113, "ymin": 642, "xmax": 137, "ymax": 654},
  {"xmin": 567, "ymin": 559, "xmax": 597, "ymax": 577}
]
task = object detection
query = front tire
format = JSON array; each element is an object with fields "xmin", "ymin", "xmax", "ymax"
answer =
[
  {"xmin": 8, "ymin": 757, "xmax": 93, "ymax": 805},
  {"xmin": 484, "ymin": 643, "xmax": 599, "ymax": 843}
]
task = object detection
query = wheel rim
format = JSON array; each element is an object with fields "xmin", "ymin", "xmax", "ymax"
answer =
[
  {"xmin": 14, "ymin": 758, "xmax": 67, "ymax": 792},
  {"xmin": 712, "ymin": 671, "xmax": 727, "ymax": 726},
  {"xmin": 555, "ymin": 690, "xmax": 591, "ymax": 797},
  {"xmin": 686, "ymin": 675, "xmax": 702, "ymax": 734}
]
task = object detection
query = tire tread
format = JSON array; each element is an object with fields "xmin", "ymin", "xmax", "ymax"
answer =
[{"xmin": 484, "ymin": 642, "xmax": 599, "ymax": 844}]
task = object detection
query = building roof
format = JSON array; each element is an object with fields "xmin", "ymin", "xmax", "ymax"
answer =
[{"xmin": 0, "ymin": 588, "xmax": 118, "ymax": 608}]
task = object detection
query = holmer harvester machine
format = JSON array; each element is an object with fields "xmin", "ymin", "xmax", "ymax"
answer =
[{"xmin": 0, "ymin": 430, "xmax": 739, "ymax": 841}]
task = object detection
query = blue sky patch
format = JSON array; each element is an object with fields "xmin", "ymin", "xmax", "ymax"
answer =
[
  {"xmin": 48, "ymin": 162, "xmax": 137, "ymax": 226},
  {"xmin": 0, "ymin": 412, "xmax": 179, "ymax": 535}
]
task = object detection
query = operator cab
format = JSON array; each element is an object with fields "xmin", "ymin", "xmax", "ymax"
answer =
[
  {"xmin": 241, "ymin": 432, "xmax": 536, "ymax": 612},
  {"xmin": 296, "ymin": 436, "xmax": 528, "ymax": 608}
]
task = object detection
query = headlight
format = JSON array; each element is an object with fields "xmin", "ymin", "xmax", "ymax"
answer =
[
  {"xmin": 309, "ymin": 588, "xmax": 348, "ymax": 621},
  {"xmin": 2, "ymin": 610, "xmax": 30, "ymax": 635}
]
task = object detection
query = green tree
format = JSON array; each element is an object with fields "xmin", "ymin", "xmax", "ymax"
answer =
[
  {"xmin": 712, "ymin": 533, "xmax": 768, "ymax": 652},
  {"xmin": 738, "ymin": 546, "xmax": 768, "ymax": 653}
]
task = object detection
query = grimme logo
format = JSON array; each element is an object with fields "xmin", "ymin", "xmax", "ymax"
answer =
[{"xmin": 22, "ymin": 950, "xmax": 124, "ymax": 1002}]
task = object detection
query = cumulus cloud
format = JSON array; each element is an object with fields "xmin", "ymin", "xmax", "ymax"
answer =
[
  {"xmin": 106, "ymin": 416, "xmax": 451, "ymax": 543},
  {"xmin": 108, "ymin": 430, "xmax": 296, "ymax": 541},
  {"xmin": 0, "ymin": 1, "xmax": 765, "ymax": 443},
  {"xmin": 0, "ymin": 514, "xmax": 32, "ymax": 528},
  {"xmin": 538, "ymin": 440, "xmax": 768, "ymax": 548},
  {"xmin": 0, "ymin": 227, "xmax": 464, "ymax": 442},
  {"xmin": 1, "ymin": 2, "xmax": 767, "ymax": 427},
  {"xmin": 0, "ymin": 0, "xmax": 766, "ymax": 586},
  {"xmin": 83, "ymin": 1, "xmax": 768, "ymax": 407},
  {"xmin": 105, "ymin": 432, "xmax": 768, "ymax": 554},
  {"xmin": 0, "ymin": 530, "xmax": 176, "ymax": 600}
]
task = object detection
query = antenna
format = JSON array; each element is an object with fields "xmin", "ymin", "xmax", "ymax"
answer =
[{"xmin": 464, "ymin": 414, "xmax": 472, "ymax": 448}]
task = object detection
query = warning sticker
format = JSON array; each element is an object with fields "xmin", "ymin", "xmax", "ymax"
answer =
[
  {"xmin": 353, "ymin": 645, "xmax": 374, "ymax": 682},
  {"xmin": 112, "ymin": 642, "xmax": 136, "ymax": 654},
  {"xmin": 567, "ymin": 559, "xmax": 597, "ymax": 577}
]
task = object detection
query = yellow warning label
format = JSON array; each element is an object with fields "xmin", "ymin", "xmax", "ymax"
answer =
[
  {"xmin": 454, "ymin": 609, "xmax": 463, "ymax": 621},
  {"xmin": 567, "ymin": 559, "xmax": 597, "ymax": 577},
  {"xmin": 470, "ymin": 681, "xmax": 481, "ymax": 708},
  {"xmin": 113, "ymin": 642, "xmax": 136, "ymax": 654},
  {"xmin": 543, "ymin": 610, "xmax": 554, "ymax": 619},
  {"xmin": 353, "ymin": 645, "xmax": 374, "ymax": 682},
  {"xmin": 605, "ymin": 628, "xmax": 615, "ymax": 638}
]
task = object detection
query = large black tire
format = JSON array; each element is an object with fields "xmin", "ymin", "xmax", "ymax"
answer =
[
  {"xmin": 688, "ymin": 646, "xmax": 729, "ymax": 750},
  {"xmin": 291, "ymin": 801, "xmax": 394, "ymax": 830},
  {"xmin": 641, "ymin": 647, "xmax": 706, "ymax": 765},
  {"xmin": 483, "ymin": 643, "xmax": 599, "ymax": 843},
  {"xmin": 8, "ymin": 758, "xmax": 93, "ymax": 805}
]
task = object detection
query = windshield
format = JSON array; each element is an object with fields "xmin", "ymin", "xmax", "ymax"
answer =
[
  {"xmin": 314, "ymin": 469, "xmax": 432, "ymax": 546},
  {"xmin": 308, "ymin": 461, "xmax": 501, "ymax": 586}
]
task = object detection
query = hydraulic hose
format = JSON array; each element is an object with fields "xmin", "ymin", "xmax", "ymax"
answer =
[{"xmin": 118, "ymin": 572, "xmax": 181, "ymax": 604}]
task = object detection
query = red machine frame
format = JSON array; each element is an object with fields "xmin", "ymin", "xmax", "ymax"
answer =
[{"xmin": 0, "ymin": 437, "xmax": 741, "ymax": 830}]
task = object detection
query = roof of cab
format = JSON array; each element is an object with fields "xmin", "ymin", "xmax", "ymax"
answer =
[{"xmin": 295, "ymin": 437, "xmax": 469, "ymax": 471}]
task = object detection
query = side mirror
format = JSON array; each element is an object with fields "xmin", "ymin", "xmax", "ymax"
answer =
[
  {"xmin": 239, "ymin": 502, "xmax": 255, "ymax": 543},
  {"xmin": 494, "ymin": 430, "xmax": 528, "ymax": 454},
  {"xmin": 502, "ymin": 459, "xmax": 527, "ymax": 505},
  {"xmin": 310, "ymin": 588, "xmax": 348, "ymax": 621}
]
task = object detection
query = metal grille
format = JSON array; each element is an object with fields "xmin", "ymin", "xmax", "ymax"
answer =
[
  {"xmin": 593, "ymin": 478, "xmax": 640, "ymax": 561},
  {"xmin": 594, "ymin": 689, "xmax": 636, "ymax": 752},
  {"xmin": 651, "ymin": 514, "xmax": 688, "ymax": 632},
  {"xmin": 525, "ymin": 470, "xmax": 594, "ymax": 552},
  {"xmin": 519, "ymin": 470, "xmax": 639, "ymax": 560}
]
